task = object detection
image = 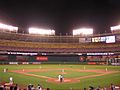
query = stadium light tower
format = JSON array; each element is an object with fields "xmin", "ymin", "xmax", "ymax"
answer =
[
  {"xmin": 0, "ymin": 23, "xmax": 18, "ymax": 32},
  {"xmin": 73, "ymin": 28, "xmax": 93, "ymax": 36},
  {"xmin": 28, "ymin": 27, "xmax": 55, "ymax": 35},
  {"xmin": 110, "ymin": 25, "xmax": 120, "ymax": 33}
]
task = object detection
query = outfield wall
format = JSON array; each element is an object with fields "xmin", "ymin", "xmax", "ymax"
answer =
[{"xmin": 0, "ymin": 54, "xmax": 112, "ymax": 65}]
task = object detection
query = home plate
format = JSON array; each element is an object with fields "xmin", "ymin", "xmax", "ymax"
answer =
[{"xmin": 47, "ymin": 78, "xmax": 80, "ymax": 83}]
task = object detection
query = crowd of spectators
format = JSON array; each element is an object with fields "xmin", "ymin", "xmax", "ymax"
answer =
[
  {"xmin": 0, "ymin": 31, "xmax": 120, "ymax": 50},
  {"xmin": 0, "ymin": 40, "xmax": 120, "ymax": 53},
  {"xmin": 0, "ymin": 84, "xmax": 18, "ymax": 90},
  {"xmin": 0, "ymin": 39, "xmax": 119, "ymax": 49},
  {"xmin": 0, "ymin": 82, "xmax": 120, "ymax": 90},
  {"xmin": 0, "ymin": 83, "xmax": 50, "ymax": 90},
  {"xmin": 0, "ymin": 31, "xmax": 120, "ymax": 53},
  {"xmin": 83, "ymin": 83, "xmax": 120, "ymax": 90}
]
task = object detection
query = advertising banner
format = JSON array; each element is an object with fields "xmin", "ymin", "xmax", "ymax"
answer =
[{"xmin": 36, "ymin": 56, "xmax": 48, "ymax": 61}]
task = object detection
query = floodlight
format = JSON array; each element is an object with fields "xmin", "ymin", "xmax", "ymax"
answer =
[
  {"xmin": 28, "ymin": 27, "xmax": 55, "ymax": 35},
  {"xmin": 110, "ymin": 25, "xmax": 120, "ymax": 31},
  {"xmin": 0, "ymin": 23, "xmax": 18, "ymax": 32},
  {"xmin": 73, "ymin": 28, "xmax": 93, "ymax": 35}
]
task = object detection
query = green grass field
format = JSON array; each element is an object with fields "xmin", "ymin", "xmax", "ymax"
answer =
[{"xmin": 0, "ymin": 64, "xmax": 120, "ymax": 90}]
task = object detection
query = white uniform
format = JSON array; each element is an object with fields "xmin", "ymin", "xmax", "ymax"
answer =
[
  {"xmin": 58, "ymin": 75, "xmax": 61, "ymax": 81},
  {"xmin": 3, "ymin": 68, "xmax": 6, "ymax": 72}
]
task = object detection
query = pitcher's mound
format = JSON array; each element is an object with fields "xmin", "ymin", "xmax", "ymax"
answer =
[
  {"xmin": 57, "ymin": 72, "xmax": 67, "ymax": 74},
  {"xmin": 47, "ymin": 78, "xmax": 80, "ymax": 83}
]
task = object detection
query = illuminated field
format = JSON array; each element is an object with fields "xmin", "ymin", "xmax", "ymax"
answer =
[{"xmin": 0, "ymin": 64, "xmax": 120, "ymax": 90}]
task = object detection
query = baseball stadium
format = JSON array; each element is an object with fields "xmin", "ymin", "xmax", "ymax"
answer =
[{"xmin": 0, "ymin": 24, "xmax": 120, "ymax": 90}]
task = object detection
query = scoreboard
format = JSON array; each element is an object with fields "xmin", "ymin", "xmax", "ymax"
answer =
[{"xmin": 92, "ymin": 35, "xmax": 115, "ymax": 43}]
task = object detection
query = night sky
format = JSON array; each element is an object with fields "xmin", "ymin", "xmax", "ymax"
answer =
[{"xmin": 0, "ymin": 0, "xmax": 120, "ymax": 35}]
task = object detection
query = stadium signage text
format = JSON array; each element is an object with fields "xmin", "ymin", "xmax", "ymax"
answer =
[
  {"xmin": 8, "ymin": 52, "xmax": 38, "ymax": 55},
  {"xmin": 87, "ymin": 53, "xmax": 114, "ymax": 55}
]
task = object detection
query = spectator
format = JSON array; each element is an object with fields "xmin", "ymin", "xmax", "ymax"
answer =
[
  {"xmin": 96, "ymin": 86, "xmax": 101, "ymax": 90},
  {"xmin": 3, "ymin": 85, "xmax": 6, "ymax": 90},
  {"xmin": 0, "ymin": 85, "xmax": 3, "ymax": 90},
  {"xmin": 103, "ymin": 87, "xmax": 107, "ymax": 90},
  {"xmin": 36, "ymin": 84, "xmax": 42, "ymax": 90},
  {"xmin": 31, "ymin": 85, "xmax": 35, "ymax": 90},
  {"xmin": 46, "ymin": 88, "xmax": 50, "ymax": 90},
  {"xmin": 28, "ymin": 84, "xmax": 32, "ymax": 90},
  {"xmin": 89, "ymin": 86, "xmax": 94, "ymax": 90},
  {"xmin": 110, "ymin": 83, "xmax": 115, "ymax": 90},
  {"xmin": 10, "ymin": 85, "xmax": 14, "ymax": 90},
  {"xmin": 14, "ymin": 84, "xmax": 18, "ymax": 90}
]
